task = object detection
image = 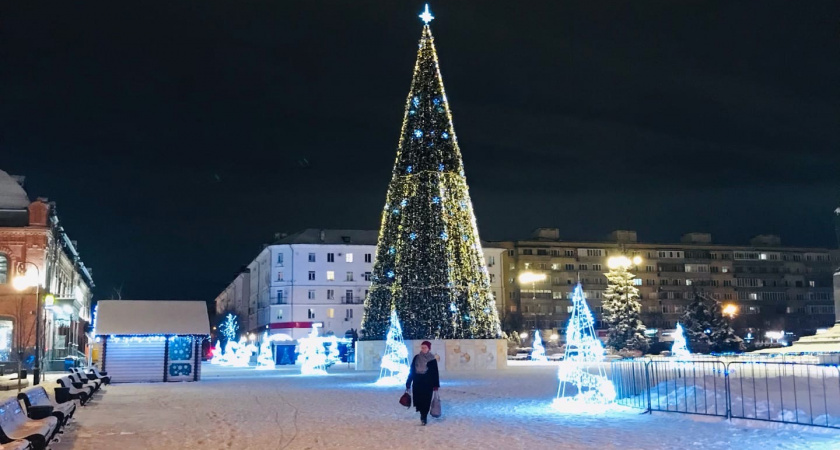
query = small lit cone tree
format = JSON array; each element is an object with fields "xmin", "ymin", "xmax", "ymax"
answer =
[
  {"xmin": 378, "ymin": 310, "xmax": 411, "ymax": 384},
  {"xmin": 603, "ymin": 262, "xmax": 649, "ymax": 353},
  {"xmin": 256, "ymin": 332, "xmax": 275, "ymax": 369},
  {"xmin": 297, "ymin": 325, "xmax": 329, "ymax": 375},
  {"xmin": 361, "ymin": 5, "xmax": 502, "ymax": 341},
  {"xmin": 555, "ymin": 284, "xmax": 615, "ymax": 408},
  {"xmin": 531, "ymin": 330, "xmax": 547, "ymax": 362},
  {"xmin": 210, "ymin": 340, "xmax": 224, "ymax": 365},
  {"xmin": 671, "ymin": 323, "xmax": 691, "ymax": 359}
]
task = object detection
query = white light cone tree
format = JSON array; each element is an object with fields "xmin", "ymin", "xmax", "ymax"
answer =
[
  {"xmin": 297, "ymin": 325, "xmax": 329, "ymax": 375},
  {"xmin": 531, "ymin": 330, "xmax": 547, "ymax": 362},
  {"xmin": 671, "ymin": 323, "xmax": 691, "ymax": 359},
  {"xmin": 378, "ymin": 310, "xmax": 411, "ymax": 385},
  {"xmin": 256, "ymin": 332, "xmax": 275, "ymax": 369},
  {"xmin": 555, "ymin": 283, "xmax": 615, "ymax": 409}
]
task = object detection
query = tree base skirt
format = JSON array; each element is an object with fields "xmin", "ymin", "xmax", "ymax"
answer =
[{"xmin": 356, "ymin": 339, "xmax": 508, "ymax": 372}]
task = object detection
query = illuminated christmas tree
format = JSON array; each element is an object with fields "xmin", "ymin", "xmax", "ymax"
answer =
[
  {"xmin": 297, "ymin": 325, "xmax": 328, "ymax": 375},
  {"xmin": 671, "ymin": 323, "xmax": 690, "ymax": 358},
  {"xmin": 555, "ymin": 284, "xmax": 615, "ymax": 407},
  {"xmin": 256, "ymin": 332, "xmax": 275, "ymax": 369},
  {"xmin": 531, "ymin": 330, "xmax": 547, "ymax": 362},
  {"xmin": 377, "ymin": 310, "xmax": 411, "ymax": 384},
  {"xmin": 361, "ymin": 5, "xmax": 501, "ymax": 341},
  {"xmin": 221, "ymin": 313, "xmax": 239, "ymax": 350}
]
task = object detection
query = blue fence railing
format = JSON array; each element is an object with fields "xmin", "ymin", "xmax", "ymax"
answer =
[{"xmin": 611, "ymin": 355, "xmax": 840, "ymax": 429}]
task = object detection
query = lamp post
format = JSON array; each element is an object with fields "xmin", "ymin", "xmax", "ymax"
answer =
[
  {"xmin": 12, "ymin": 262, "xmax": 43, "ymax": 386},
  {"xmin": 722, "ymin": 304, "xmax": 738, "ymax": 319},
  {"xmin": 519, "ymin": 272, "xmax": 547, "ymax": 329}
]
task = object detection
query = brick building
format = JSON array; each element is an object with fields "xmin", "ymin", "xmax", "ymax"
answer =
[{"xmin": 0, "ymin": 169, "xmax": 94, "ymax": 369}]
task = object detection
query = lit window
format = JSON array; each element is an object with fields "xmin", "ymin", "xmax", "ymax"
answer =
[
  {"xmin": 326, "ymin": 271, "xmax": 335, "ymax": 281},
  {"xmin": 632, "ymin": 278, "xmax": 642, "ymax": 286},
  {"xmin": 327, "ymin": 308, "xmax": 335, "ymax": 318},
  {"xmin": 346, "ymin": 253, "xmax": 354, "ymax": 263}
]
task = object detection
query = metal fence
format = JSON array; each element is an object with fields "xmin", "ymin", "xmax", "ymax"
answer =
[{"xmin": 610, "ymin": 355, "xmax": 840, "ymax": 429}]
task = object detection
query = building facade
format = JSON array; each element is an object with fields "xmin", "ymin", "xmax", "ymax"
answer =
[
  {"xmin": 216, "ymin": 229, "xmax": 507, "ymax": 340},
  {"xmin": 0, "ymin": 170, "xmax": 94, "ymax": 369},
  {"xmin": 497, "ymin": 228, "xmax": 839, "ymax": 341}
]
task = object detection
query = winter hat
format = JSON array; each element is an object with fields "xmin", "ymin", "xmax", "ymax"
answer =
[{"xmin": 421, "ymin": 341, "xmax": 432, "ymax": 349}]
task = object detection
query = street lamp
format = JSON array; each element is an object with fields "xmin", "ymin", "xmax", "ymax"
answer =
[
  {"xmin": 607, "ymin": 255, "xmax": 642, "ymax": 270},
  {"xmin": 519, "ymin": 272, "xmax": 547, "ymax": 330},
  {"xmin": 722, "ymin": 304, "xmax": 738, "ymax": 319},
  {"xmin": 13, "ymin": 262, "xmax": 43, "ymax": 386}
]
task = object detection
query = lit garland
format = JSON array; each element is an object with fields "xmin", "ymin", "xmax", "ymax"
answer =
[
  {"xmin": 671, "ymin": 323, "xmax": 691, "ymax": 359},
  {"xmin": 361, "ymin": 5, "xmax": 501, "ymax": 341},
  {"xmin": 297, "ymin": 325, "xmax": 341, "ymax": 375},
  {"xmin": 256, "ymin": 332, "xmax": 275, "ymax": 370},
  {"xmin": 554, "ymin": 284, "xmax": 615, "ymax": 408},
  {"xmin": 531, "ymin": 330, "xmax": 547, "ymax": 362},
  {"xmin": 377, "ymin": 310, "xmax": 410, "ymax": 385},
  {"xmin": 210, "ymin": 340, "xmax": 224, "ymax": 365}
]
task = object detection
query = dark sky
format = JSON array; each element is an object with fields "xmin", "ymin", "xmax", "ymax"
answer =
[{"xmin": 2, "ymin": 1, "xmax": 838, "ymax": 301}]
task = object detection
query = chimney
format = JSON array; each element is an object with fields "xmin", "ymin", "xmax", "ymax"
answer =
[
  {"xmin": 531, "ymin": 228, "xmax": 559, "ymax": 240},
  {"xmin": 608, "ymin": 230, "xmax": 638, "ymax": 244}
]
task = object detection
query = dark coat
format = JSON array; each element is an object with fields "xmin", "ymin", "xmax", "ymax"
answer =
[{"xmin": 406, "ymin": 354, "xmax": 440, "ymax": 415}]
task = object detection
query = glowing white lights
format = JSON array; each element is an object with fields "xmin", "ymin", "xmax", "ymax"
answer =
[
  {"xmin": 297, "ymin": 324, "xmax": 340, "ymax": 375},
  {"xmin": 555, "ymin": 284, "xmax": 615, "ymax": 407},
  {"xmin": 531, "ymin": 330, "xmax": 547, "ymax": 362},
  {"xmin": 256, "ymin": 332, "xmax": 275, "ymax": 370},
  {"xmin": 419, "ymin": 4, "xmax": 434, "ymax": 24},
  {"xmin": 377, "ymin": 310, "xmax": 410, "ymax": 385},
  {"xmin": 671, "ymin": 323, "xmax": 690, "ymax": 359}
]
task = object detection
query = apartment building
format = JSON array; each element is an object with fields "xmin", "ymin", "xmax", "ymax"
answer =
[{"xmin": 496, "ymin": 228, "xmax": 839, "ymax": 339}]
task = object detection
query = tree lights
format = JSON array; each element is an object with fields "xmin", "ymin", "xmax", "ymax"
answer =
[
  {"xmin": 554, "ymin": 284, "xmax": 615, "ymax": 408},
  {"xmin": 361, "ymin": 5, "xmax": 501, "ymax": 341},
  {"xmin": 377, "ymin": 310, "xmax": 411, "ymax": 385}
]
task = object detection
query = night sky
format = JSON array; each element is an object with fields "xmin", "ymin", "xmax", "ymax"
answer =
[{"xmin": 2, "ymin": 1, "xmax": 838, "ymax": 301}]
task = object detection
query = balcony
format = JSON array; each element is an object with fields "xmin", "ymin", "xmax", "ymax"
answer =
[{"xmin": 341, "ymin": 296, "xmax": 364, "ymax": 304}]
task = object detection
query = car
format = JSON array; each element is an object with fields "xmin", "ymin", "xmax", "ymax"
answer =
[
  {"xmin": 547, "ymin": 353, "xmax": 564, "ymax": 361},
  {"xmin": 512, "ymin": 352, "xmax": 530, "ymax": 361}
]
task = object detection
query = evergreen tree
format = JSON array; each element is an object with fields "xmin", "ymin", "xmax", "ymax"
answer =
[
  {"xmin": 361, "ymin": 6, "xmax": 501, "ymax": 341},
  {"xmin": 681, "ymin": 290, "xmax": 714, "ymax": 352},
  {"xmin": 603, "ymin": 266, "xmax": 649, "ymax": 353},
  {"xmin": 531, "ymin": 330, "xmax": 547, "ymax": 362},
  {"xmin": 708, "ymin": 297, "xmax": 746, "ymax": 353}
]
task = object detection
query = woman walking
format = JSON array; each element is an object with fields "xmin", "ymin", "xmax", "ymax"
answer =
[{"xmin": 406, "ymin": 341, "xmax": 439, "ymax": 425}]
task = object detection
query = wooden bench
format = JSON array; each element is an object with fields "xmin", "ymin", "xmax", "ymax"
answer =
[
  {"xmin": 0, "ymin": 397, "xmax": 58, "ymax": 450},
  {"xmin": 55, "ymin": 377, "xmax": 90, "ymax": 406},
  {"xmin": 17, "ymin": 387, "xmax": 75, "ymax": 426}
]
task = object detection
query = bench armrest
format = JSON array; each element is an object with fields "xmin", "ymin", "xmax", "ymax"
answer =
[{"xmin": 27, "ymin": 405, "xmax": 54, "ymax": 420}]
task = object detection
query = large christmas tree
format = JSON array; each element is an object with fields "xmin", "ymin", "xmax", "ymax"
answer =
[{"xmin": 361, "ymin": 6, "xmax": 501, "ymax": 341}]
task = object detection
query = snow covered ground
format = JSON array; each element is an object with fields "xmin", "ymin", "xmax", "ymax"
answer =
[{"xmin": 44, "ymin": 363, "xmax": 840, "ymax": 450}]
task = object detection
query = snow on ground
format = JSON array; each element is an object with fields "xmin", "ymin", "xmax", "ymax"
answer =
[{"xmin": 43, "ymin": 363, "xmax": 840, "ymax": 450}]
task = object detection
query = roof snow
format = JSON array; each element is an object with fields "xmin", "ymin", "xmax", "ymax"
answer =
[
  {"xmin": 0, "ymin": 169, "xmax": 30, "ymax": 209},
  {"xmin": 95, "ymin": 300, "xmax": 210, "ymax": 336}
]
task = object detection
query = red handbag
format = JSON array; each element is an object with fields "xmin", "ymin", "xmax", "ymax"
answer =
[{"xmin": 399, "ymin": 390, "xmax": 411, "ymax": 408}]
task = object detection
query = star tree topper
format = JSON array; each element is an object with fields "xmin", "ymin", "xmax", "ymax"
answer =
[{"xmin": 419, "ymin": 4, "xmax": 434, "ymax": 24}]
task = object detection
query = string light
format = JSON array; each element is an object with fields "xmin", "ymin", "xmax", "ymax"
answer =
[
  {"xmin": 554, "ymin": 284, "xmax": 615, "ymax": 408},
  {"xmin": 360, "ymin": 5, "xmax": 501, "ymax": 341},
  {"xmin": 377, "ymin": 310, "xmax": 410, "ymax": 385}
]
